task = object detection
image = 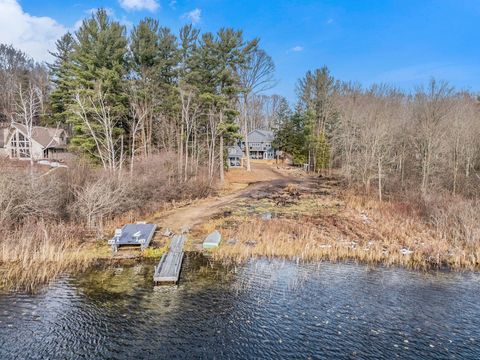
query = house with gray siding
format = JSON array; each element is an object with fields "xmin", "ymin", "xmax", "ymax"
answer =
[
  {"xmin": 241, "ymin": 129, "xmax": 276, "ymax": 160},
  {"xmin": 227, "ymin": 145, "xmax": 243, "ymax": 167}
]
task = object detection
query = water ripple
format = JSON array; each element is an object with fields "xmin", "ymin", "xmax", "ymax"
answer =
[{"xmin": 1, "ymin": 259, "xmax": 480, "ymax": 359}]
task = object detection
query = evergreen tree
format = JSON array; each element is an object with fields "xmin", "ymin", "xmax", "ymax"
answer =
[
  {"xmin": 271, "ymin": 96, "xmax": 291, "ymax": 131},
  {"xmin": 297, "ymin": 67, "xmax": 336, "ymax": 171},
  {"xmin": 129, "ymin": 17, "xmax": 163, "ymax": 154},
  {"xmin": 69, "ymin": 9, "xmax": 128, "ymax": 157},
  {"xmin": 178, "ymin": 24, "xmax": 200, "ymax": 82},
  {"xmin": 273, "ymin": 112, "xmax": 308, "ymax": 165},
  {"xmin": 193, "ymin": 28, "xmax": 257, "ymax": 179},
  {"xmin": 47, "ymin": 32, "xmax": 75, "ymax": 126},
  {"xmin": 156, "ymin": 26, "xmax": 180, "ymax": 120},
  {"xmin": 130, "ymin": 18, "xmax": 161, "ymax": 78},
  {"xmin": 314, "ymin": 132, "xmax": 331, "ymax": 170}
]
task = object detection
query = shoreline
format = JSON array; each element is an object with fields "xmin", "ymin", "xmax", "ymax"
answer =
[
  {"xmin": 1, "ymin": 226, "xmax": 478, "ymax": 294},
  {"xmin": 2, "ymin": 244, "xmax": 477, "ymax": 295},
  {"xmin": 1, "ymin": 165, "xmax": 479, "ymax": 293}
]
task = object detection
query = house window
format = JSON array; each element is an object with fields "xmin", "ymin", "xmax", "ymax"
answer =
[
  {"xmin": 18, "ymin": 132, "xmax": 31, "ymax": 158},
  {"xmin": 11, "ymin": 131, "xmax": 30, "ymax": 158}
]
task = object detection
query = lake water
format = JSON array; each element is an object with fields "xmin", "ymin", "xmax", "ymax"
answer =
[{"xmin": 1, "ymin": 256, "xmax": 479, "ymax": 359}]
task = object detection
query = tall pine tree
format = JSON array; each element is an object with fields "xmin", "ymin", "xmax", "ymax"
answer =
[
  {"xmin": 48, "ymin": 32, "xmax": 75, "ymax": 127},
  {"xmin": 129, "ymin": 17, "xmax": 163, "ymax": 154},
  {"xmin": 69, "ymin": 9, "xmax": 128, "ymax": 157}
]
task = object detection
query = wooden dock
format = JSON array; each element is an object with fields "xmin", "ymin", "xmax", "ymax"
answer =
[
  {"xmin": 153, "ymin": 234, "xmax": 186, "ymax": 284},
  {"xmin": 108, "ymin": 223, "xmax": 156, "ymax": 252}
]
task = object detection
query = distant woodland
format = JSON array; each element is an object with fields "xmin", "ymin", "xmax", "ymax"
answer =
[
  {"xmin": 0, "ymin": 8, "xmax": 479, "ymax": 227},
  {"xmin": 1, "ymin": 9, "xmax": 282, "ymax": 182},
  {"xmin": 276, "ymin": 68, "xmax": 480, "ymax": 200}
]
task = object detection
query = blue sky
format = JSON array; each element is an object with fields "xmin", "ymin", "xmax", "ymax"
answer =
[{"xmin": 1, "ymin": 0, "xmax": 480, "ymax": 102}]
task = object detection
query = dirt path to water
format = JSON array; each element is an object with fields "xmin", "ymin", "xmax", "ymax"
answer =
[{"xmin": 150, "ymin": 163, "xmax": 305, "ymax": 232}]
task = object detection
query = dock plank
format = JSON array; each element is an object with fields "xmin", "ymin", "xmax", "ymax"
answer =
[{"xmin": 154, "ymin": 234, "xmax": 186, "ymax": 284}]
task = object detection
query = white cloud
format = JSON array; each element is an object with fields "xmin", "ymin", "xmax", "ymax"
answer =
[
  {"xmin": 182, "ymin": 8, "xmax": 202, "ymax": 24},
  {"xmin": 85, "ymin": 7, "xmax": 116, "ymax": 16},
  {"xmin": 118, "ymin": 0, "xmax": 159, "ymax": 12},
  {"xmin": 0, "ymin": 0, "xmax": 67, "ymax": 62},
  {"xmin": 326, "ymin": 18, "xmax": 334, "ymax": 25},
  {"xmin": 73, "ymin": 19, "xmax": 84, "ymax": 31},
  {"xmin": 169, "ymin": 0, "xmax": 177, "ymax": 10},
  {"xmin": 291, "ymin": 46, "xmax": 304, "ymax": 52}
]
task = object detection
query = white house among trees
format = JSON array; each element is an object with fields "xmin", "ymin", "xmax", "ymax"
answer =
[{"xmin": 1, "ymin": 123, "xmax": 68, "ymax": 161}]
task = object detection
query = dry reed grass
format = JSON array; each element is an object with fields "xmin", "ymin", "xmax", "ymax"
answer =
[
  {"xmin": 210, "ymin": 190, "xmax": 480, "ymax": 270},
  {"xmin": 0, "ymin": 222, "xmax": 108, "ymax": 292},
  {"xmin": 0, "ymin": 154, "xmax": 216, "ymax": 292}
]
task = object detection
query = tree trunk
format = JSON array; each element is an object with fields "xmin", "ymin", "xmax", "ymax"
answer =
[
  {"xmin": 130, "ymin": 131, "xmax": 136, "ymax": 176},
  {"xmin": 179, "ymin": 123, "xmax": 184, "ymax": 181},
  {"xmin": 243, "ymin": 96, "xmax": 251, "ymax": 171},
  {"xmin": 184, "ymin": 129, "xmax": 189, "ymax": 182},
  {"xmin": 219, "ymin": 135, "xmax": 224, "ymax": 183}
]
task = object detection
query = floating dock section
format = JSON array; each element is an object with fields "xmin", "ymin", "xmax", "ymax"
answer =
[
  {"xmin": 108, "ymin": 223, "xmax": 156, "ymax": 252},
  {"xmin": 154, "ymin": 234, "xmax": 186, "ymax": 284}
]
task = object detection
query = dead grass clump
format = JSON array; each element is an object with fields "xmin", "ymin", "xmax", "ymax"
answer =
[
  {"xmin": 343, "ymin": 191, "xmax": 480, "ymax": 269},
  {"xmin": 0, "ymin": 222, "xmax": 106, "ymax": 293},
  {"xmin": 211, "ymin": 190, "xmax": 480, "ymax": 270},
  {"xmin": 425, "ymin": 195, "xmax": 480, "ymax": 246}
]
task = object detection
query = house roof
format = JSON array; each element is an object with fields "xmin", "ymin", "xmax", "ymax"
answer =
[
  {"xmin": 11, "ymin": 123, "xmax": 66, "ymax": 149},
  {"xmin": 227, "ymin": 145, "xmax": 243, "ymax": 157},
  {"xmin": 247, "ymin": 129, "xmax": 274, "ymax": 143}
]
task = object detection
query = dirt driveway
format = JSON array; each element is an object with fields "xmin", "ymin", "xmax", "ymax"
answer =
[{"xmin": 152, "ymin": 163, "xmax": 302, "ymax": 232}]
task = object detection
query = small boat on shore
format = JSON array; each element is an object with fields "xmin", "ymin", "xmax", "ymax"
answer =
[{"xmin": 203, "ymin": 230, "xmax": 222, "ymax": 249}]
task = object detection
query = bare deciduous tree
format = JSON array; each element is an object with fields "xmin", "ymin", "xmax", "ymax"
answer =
[
  {"xmin": 13, "ymin": 81, "xmax": 42, "ymax": 167},
  {"xmin": 72, "ymin": 176, "xmax": 125, "ymax": 230},
  {"xmin": 73, "ymin": 87, "xmax": 125, "ymax": 173},
  {"xmin": 239, "ymin": 49, "xmax": 276, "ymax": 171}
]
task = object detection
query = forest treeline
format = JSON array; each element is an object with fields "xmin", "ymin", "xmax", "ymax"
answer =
[
  {"xmin": 274, "ymin": 67, "xmax": 480, "ymax": 200},
  {"xmin": 0, "ymin": 8, "xmax": 287, "ymax": 233},
  {"xmin": 1, "ymin": 8, "xmax": 479, "ymax": 209},
  {"xmin": 0, "ymin": 9, "xmax": 282, "ymax": 181}
]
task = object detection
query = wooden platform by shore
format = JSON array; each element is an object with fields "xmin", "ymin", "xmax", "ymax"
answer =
[
  {"xmin": 154, "ymin": 234, "xmax": 186, "ymax": 284},
  {"xmin": 108, "ymin": 223, "xmax": 156, "ymax": 252}
]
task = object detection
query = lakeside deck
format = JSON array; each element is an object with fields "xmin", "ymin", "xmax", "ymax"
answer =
[
  {"xmin": 153, "ymin": 234, "xmax": 186, "ymax": 284},
  {"xmin": 108, "ymin": 223, "xmax": 156, "ymax": 252}
]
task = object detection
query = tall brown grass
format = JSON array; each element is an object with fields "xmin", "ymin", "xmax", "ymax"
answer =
[
  {"xmin": 212, "ymin": 191, "xmax": 480, "ymax": 270},
  {"xmin": 0, "ymin": 222, "xmax": 104, "ymax": 292},
  {"xmin": 0, "ymin": 153, "xmax": 215, "ymax": 292}
]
